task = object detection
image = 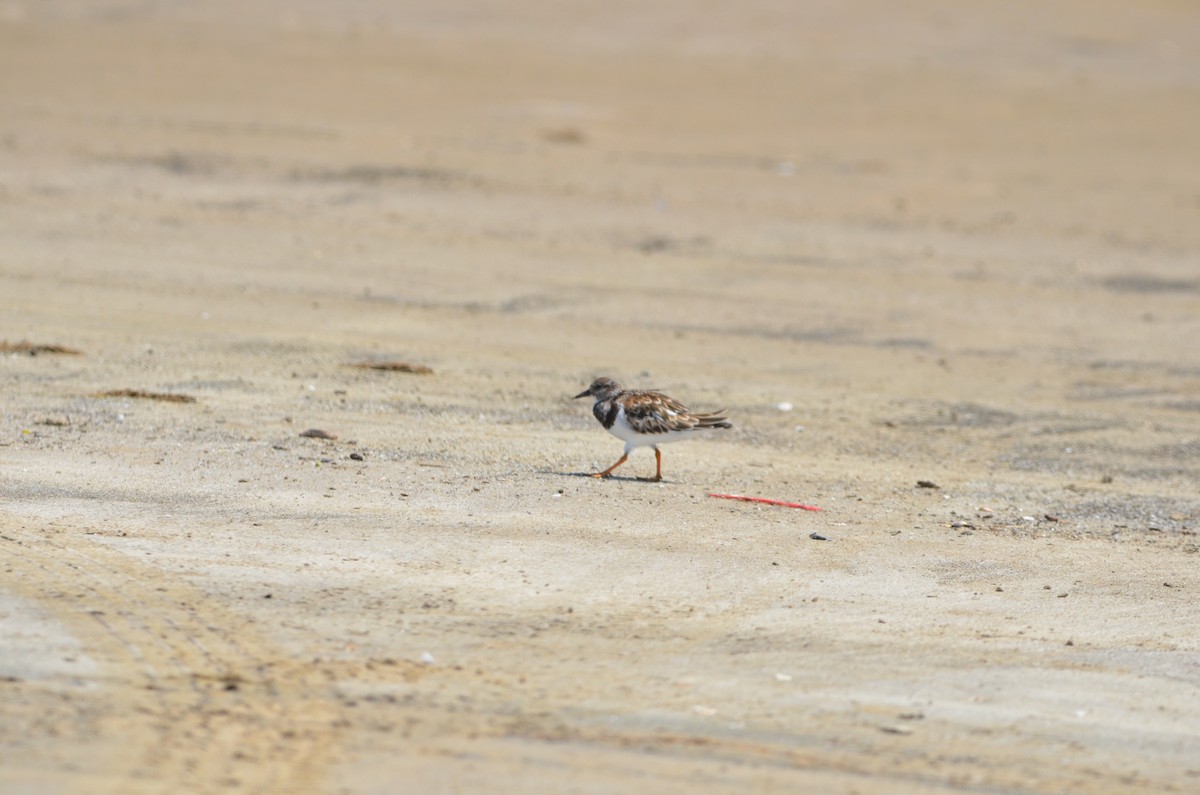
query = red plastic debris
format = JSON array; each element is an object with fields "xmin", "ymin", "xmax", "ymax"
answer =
[{"xmin": 707, "ymin": 493, "xmax": 822, "ymax": 512}]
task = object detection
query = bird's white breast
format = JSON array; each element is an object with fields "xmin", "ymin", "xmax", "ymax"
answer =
[{"xmin": 607, "ymin": 406, "xmax": 692, "ymax": 449}]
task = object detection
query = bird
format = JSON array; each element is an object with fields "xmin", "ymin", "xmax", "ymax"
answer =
[{"xmin": 573, "ymin": 376, "xmax": 732, "ymax": 481}]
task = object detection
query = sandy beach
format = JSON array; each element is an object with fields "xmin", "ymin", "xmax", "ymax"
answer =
[{"xmin": 3, "ymin": 1, "xmax": 1199, "ymax": 792}]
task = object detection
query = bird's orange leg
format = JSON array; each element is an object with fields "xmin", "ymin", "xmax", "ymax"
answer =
[
  {"xmin": 592, "ymin": 453, "xmax": 628, "ymax": 478},
  {"xmin": 652, "ymin": 447, "xmax": 663, "ymax": 482}
]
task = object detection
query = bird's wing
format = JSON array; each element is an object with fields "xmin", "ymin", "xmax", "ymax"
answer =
[{"xmin": 621, "ymin": 391, "xmax": 701, "ymax": 433}]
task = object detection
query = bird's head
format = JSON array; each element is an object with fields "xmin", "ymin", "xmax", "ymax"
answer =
[{"xmin": 574, "ymin": 376, "xmax": 621, "ymax": 401}]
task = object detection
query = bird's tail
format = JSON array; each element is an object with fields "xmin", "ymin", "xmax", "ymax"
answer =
[{"xmin": 695, "ymin": 411, "xmax": 732, "ymax": 429}]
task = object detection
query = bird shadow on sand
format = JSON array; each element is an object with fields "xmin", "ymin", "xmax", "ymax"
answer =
[{"xmin": 550, "ymin": 470, "xmax": 667, "ymax": 483}]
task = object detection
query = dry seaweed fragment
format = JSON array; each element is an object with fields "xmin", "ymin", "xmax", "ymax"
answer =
[
  {"xmin": 94, "ymin": 389, "xmax": 197, "ymax": 403},
  {"xmin": 348, "ymin": 361, "xmax": 433, "ymax": 374},
  {"xmin": 1, "ymin": 340, "xmax": 83, "ymax": 355}
]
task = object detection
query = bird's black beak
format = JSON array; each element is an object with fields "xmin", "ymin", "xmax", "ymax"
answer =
[{"xmin": 573, "ymin": 389, "xmax": 591, "ymax": 399}]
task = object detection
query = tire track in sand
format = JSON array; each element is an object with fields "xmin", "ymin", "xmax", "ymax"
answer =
[{"xmin": 2, "ymin": 523, "xmax": 344, "ymax": 795}]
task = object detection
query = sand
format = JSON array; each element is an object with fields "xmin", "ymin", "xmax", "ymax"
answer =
[{"xmin": 2, "ymin": 1, "xmax": 1199, "ymax": 792}]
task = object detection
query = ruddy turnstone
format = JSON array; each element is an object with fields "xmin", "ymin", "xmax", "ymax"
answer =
[{"xmin": 574, "ymin": 376, "xmax": 732, "ymax": 481}]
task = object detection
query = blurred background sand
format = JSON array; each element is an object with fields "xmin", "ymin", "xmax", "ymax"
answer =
[{"xmin": 2, "ymin": 2, "xmax": 1199, "ymax": 793}]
